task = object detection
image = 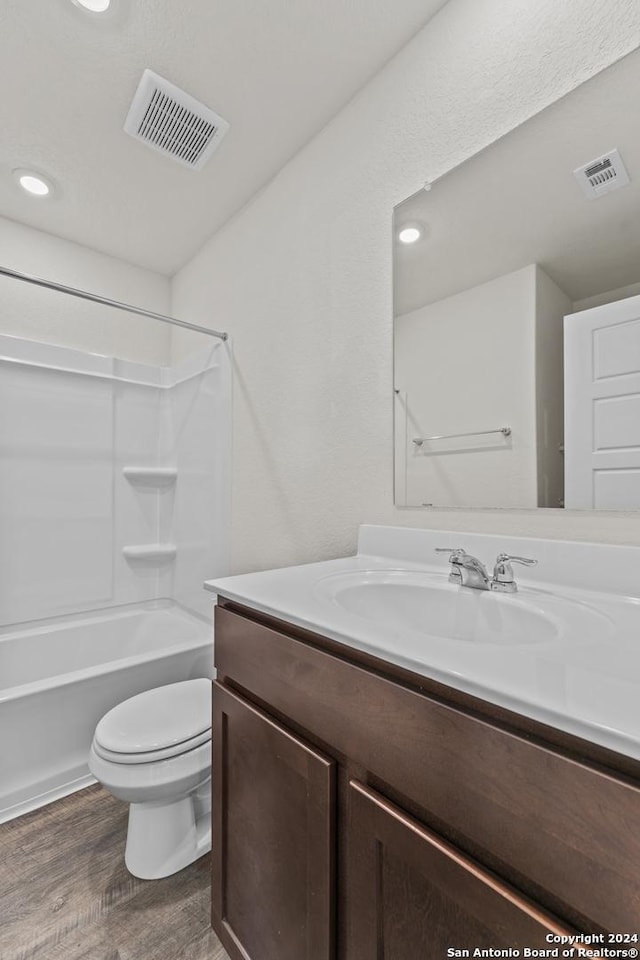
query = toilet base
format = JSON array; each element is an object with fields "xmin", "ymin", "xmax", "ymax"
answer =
[{"xmin": 124, "ymin": 780, "xmax": 212, "ymax": 880}]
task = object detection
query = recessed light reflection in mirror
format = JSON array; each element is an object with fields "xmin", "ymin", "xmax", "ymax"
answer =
[
  {"xmin": 72, "ymin": 0, "xmax": 111, "ymax": 11},
  {"xmin": 398, "ymin": 224, "xmax": 423, "ymax": 244},
  {"xmin": 13, "ymin": 169, "xmax": 55, "ymax": 198}
]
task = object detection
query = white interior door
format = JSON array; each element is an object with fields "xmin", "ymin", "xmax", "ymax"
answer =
[{"xmin": 564, "ymin": 295, "xmax": 640, "ymax": 509}]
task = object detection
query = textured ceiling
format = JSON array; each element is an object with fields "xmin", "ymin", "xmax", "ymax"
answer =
[{"xmin": 0, "ymin": 0, "xmax": 448, "ymax": 275}]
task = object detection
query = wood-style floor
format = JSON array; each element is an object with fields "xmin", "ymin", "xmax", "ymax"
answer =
[{"xmin": 0, "ymin": 784, "xmax": 230, "ymax": 960}]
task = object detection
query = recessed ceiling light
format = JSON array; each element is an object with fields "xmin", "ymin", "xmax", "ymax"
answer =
[
  {"xmin": 13, "ymin": 169, "xmax": 55, "ymax": 198},
  {"xmin": 398, "ymin": 225, "xmax": 422, "ymax": 244},
  {"xmin": 71, "ymin": 0, "xmax": 111, "ymax": 11}
]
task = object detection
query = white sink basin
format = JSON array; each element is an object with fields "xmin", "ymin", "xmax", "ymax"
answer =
[
  {"xmin": 206, "ymin": 525, "xmax": 640, "ymax": 760},
  {"xmin": 314, "ymin": 569, "xmax": 610, "ymax": 646}
]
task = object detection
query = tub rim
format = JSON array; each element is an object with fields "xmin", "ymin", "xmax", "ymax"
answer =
[{"xmin": 0, "ymin": 599, "xmax": 212, "ymax": 704}]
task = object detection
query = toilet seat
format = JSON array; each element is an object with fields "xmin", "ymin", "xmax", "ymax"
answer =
[
  {"xmin": 92, "ymin": 726, "xmax": 211, "ymax": 764},
  {"xmin": 94, "ymin": 678, "xmax": 211, "ymax": 762}
]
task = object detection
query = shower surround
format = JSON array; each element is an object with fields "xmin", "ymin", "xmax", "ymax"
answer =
[{"xmin": 0, "ymin": 332, "xmax": 230, "ymax": 819}]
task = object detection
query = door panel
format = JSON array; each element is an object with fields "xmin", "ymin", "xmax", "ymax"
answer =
[
  {"xmin": 565, "ymin": 296, "xmax": 640, "ymax": 508},
  {"xmin": 212, "ymin": 682, "xmax": 335, "ymax": 960},
  {"xmin": 346, "ymin": 780, "xmax": 581, "ymax": 960}
]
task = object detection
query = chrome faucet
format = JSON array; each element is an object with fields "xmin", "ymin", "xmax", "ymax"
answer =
[
  {"xmin": 435, "ymin": 548, "xmax": 490, "ymax": 589},
  {"xmin": 435, "ymin": 548, "xmax": 537, "ymax": 593}
]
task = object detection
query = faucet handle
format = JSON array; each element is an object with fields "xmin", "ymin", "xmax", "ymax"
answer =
[
  {"xmin": 493, "ymin": 553, "xmax": 537, "ymax": 587},
  {"xmin": 435, "ymin": 547, "xmax": 467, "ymax": 585},
  {"xmin": 496, "ymin": 553, "xmax": 537, "ymax": 567},
  {"xmin": 435, "ymin": 547, "xmax": 466, "ymax": 559}
]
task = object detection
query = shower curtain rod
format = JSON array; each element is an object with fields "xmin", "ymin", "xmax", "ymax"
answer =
[{"xmin": 0, "ymin": 265, "xmax": 228, "ymax": 342}]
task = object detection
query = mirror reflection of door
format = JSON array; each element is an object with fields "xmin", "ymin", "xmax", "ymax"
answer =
[
  {"xmin": 564, "ymin": 295, "xmax": 640, "ymax": 508},
  {"xmin": 393, "ymin": 48, "xmax": 640, "ymax": 510}
]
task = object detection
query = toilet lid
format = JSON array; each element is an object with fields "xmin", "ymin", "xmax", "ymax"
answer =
[
  {"xmin": 95, "ymin": 678, "xmax": 211, "ymax": 755},
  {"xmin": 92, "ymin": 727, "xmax": 211, "ymax": 764}
]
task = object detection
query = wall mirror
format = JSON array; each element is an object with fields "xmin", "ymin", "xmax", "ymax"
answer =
[{"xmin": 393, "ymin": 49, "xmax": 640, "ymax": 509}]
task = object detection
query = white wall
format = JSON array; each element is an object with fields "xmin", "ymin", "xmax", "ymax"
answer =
[
  {"xmin": 172, "ymin": 0, "xmax": 640, "ymax": 575},
  {"xmin": 395, "ymin": 264, "xmax": 571, "ymax": 510},
  {"xmin": 395, "ymin": 267, "xmax": 538, "ymax": 508},
  {"xmin": 0, "ymin": 216, "xmax": 171, "ymax": 365},
  {"xmin": 535, "ymin": 269, "xmax": 572, "ymax": 508}
]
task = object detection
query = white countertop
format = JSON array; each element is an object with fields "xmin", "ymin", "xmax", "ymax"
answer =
[{"xmin": 205, "ymin": 525, "xmax": 640, "ymax": 762}]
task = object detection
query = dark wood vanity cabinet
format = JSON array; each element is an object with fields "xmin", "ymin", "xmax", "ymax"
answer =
[
  {"xmin": 211, "ymin": 601, "xmax": 640, "ymax": 960},
  {"xmin": 212, "ymin": 682, "xmax": 335, "ymax": 960}
]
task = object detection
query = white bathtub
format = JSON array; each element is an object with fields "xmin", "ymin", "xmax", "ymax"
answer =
[{"xmin": 0, "ymin": 600, "xmax": 213, "ymax": 823}]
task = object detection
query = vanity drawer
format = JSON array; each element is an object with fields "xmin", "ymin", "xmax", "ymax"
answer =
[{"xmin": 215, "ymin": 604, "xmax": 640, "ymax": 932}]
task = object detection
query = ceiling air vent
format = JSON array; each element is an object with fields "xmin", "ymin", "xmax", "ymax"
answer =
[
  {"xmin": 573, "ymin": 148, "xmax": 630, "ymax": 200},
  {"xmin": 124, "ymin": 69, "xmax": 229, "ymax": 171}
]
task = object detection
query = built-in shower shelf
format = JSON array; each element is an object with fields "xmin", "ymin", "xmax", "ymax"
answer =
[
  {"xmin": 123, "ymin": 466, "xmax": 177, "ymax": 486},
  {"xmin": 122, "ymin": 544, "xmax": 177, "ymax": 561}
]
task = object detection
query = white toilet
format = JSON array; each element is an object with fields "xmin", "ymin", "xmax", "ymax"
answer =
[{"xmin": 88, "ymin": 678, "xmax": 212, "ymax": 880}]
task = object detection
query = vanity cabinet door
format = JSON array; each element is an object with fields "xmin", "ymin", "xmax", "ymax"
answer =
[
  {"xmin": 346, "ymin": 780, "xmax": 579, "ymax": 960},
  {"xmin": 212, "ymin": 682, "xmax": 336, "ymax": 960}
]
